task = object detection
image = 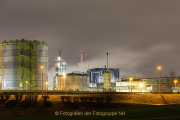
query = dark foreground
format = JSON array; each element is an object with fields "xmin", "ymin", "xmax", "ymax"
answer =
[{"xmin": 0, "ymin": 101, "xmax": 180, "ymax": 120}]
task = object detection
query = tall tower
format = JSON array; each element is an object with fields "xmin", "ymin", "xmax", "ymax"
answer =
[
  {"xmin": 59, "ymin": 49, "xmax": 61, "ymax": 57},
  {"xmin": 54, "ymin": 49, "xmax": 67, "ymax": 90},
  {"xmin": 54, "ymin": 49, "xmax": 67, "ymax": 76},
  {"xmin": 80, "ymin": 50, "xmax": 83, "ymax": 63}
]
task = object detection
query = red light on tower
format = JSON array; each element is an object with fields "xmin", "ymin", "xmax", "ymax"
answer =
[
  {"xmin": 80, "ymin": 50, "xmax": 83, "ymax": 63},
  {"xmin": 80, "ymin": 50, "xmax": 83, "ymax": 53}
]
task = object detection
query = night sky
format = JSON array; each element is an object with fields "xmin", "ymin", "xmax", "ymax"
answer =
[{"xmin": 1, "ymin": 0, "xmax": 180, "ymax": 87}]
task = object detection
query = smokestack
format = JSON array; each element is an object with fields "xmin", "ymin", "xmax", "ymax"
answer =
[
  {"xmin": 80, "ymin": 50, "xmax": 83, "ymax": 63},
  {"xmin": 107, "ymin": 52, "xmax": 108, "ymax": 70},
  {"xmin": 59, "ymin": 49, "xmax": 61, "ymax": 57}
]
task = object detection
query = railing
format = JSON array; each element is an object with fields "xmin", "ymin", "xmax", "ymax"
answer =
[{"xmin": 0, "ymin": 90, "xmax": 179, "ymax": 95}]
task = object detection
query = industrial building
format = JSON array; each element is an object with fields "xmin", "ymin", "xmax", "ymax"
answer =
[
  {"xmin": 55, "ymin": 72, "xmax": 88, "ymax": 91},
  {"xmin": 1, "ymin": 39, "xmax": 178, "ymax": 93},
  {"xmin": 54, "ymin": 49, "xmax": 67, "ymax": 76},
  {"xmin": 0, "ymin": 39, "xmax": 48, "ymax": 90},
  {"xmin": 53, "ymin": 50, "xmax": 67, "ymax": 90},
  {"xmin": 53, "ymin": 50, "xmax": 88, "ymax": 91},
  {"xmin": 54, "ymin": 68, "xmax": 120, "ymax": 92},
  {"xmin": 89, "ymin": 68, "xmax": 119, "ymax": 86},
  {"xmin": 53, "ymin": 51, "xmax": 121, "ymax": 92},
  {"xmin": 52, "ymin": 49, "xmax": 178, "ymax": 93},
  {"xmin": 117, "ymin": 76, "xmax": 180, "ymax": 92},
  {"xmin": 118, "ymin": 77, "xmax": 145, "ymax": 92},
  {"xmin": 85, "ymin": 53, "xmax": 120, "ymax": 91},
  {"xmin": 142, "ymin": 77, "xmax": 180, "ymax": 92}
]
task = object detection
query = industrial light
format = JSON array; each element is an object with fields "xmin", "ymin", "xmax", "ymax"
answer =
[
  {"xmin": 157, "ymin": 66, "xmax": 161, "ymax": 70},
  {"xmin": 140, "ymin": 83, "xmax": 143, "ymax": 87},
  {"xmin": 157, "ymin": 66, "xmax": 161, "ymax": 94},
  {"xmin": 174, "ymin": 80, "xmax": 178, "ymax": 93},
  {"xmin": 129, "ymin": 77, "xmax": 133, "ymax": 94}
]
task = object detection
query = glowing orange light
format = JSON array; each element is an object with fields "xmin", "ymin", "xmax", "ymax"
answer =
[
  {"xmin": 40, "ymin": 66, "xmax": 44, "ymax": 69},
  {"xmin": 157, "ymin": 66, "xmax": 161, "ymax": 70},
  {"xmin": 129, "ymin": 77, "xmax": 133, "ymax": 81}
]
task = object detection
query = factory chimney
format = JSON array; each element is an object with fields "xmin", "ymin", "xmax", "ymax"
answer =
[
  {"xmin": 59, "ymin": 49, "xmax": 61, "ymax": 57},
  {"xmin": 107, "ymin": 52, "xmax": 108, "ymax": 70},
  {"xmin": 80, "ymin": 50, "xmax": 83, "ymax": 63}
]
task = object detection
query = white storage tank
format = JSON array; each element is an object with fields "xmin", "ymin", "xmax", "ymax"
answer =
[{"xmin": 0, "ymin": 39, "xmax": 48, "ymax": 90}]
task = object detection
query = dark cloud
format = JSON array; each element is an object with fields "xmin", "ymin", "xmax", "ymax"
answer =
[{"xmin": 1, "ymin": 0, "xmax": 180, "ymax": 86}]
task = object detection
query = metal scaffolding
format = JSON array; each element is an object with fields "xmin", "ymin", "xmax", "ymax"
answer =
[{"xmin": 0, "ymin": 39, "xmax": 48, "ymax": 90}]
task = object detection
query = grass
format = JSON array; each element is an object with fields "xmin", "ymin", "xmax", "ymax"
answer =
[{"xmin": 1, "ymin": 105, "xmax": 180, "ymax": 120}]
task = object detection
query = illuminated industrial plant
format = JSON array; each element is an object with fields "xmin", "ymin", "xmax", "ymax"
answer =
[
  {"xmin": 54, "ymin": 49, "xmax": 67, "ymax": 76},
  {"xmin": 54, "ymin": 49, "xmax": 67, "ymax": 90},
  {"xmin": 0, "ymin": 40, "xmax": 179, "ymax": 93}
]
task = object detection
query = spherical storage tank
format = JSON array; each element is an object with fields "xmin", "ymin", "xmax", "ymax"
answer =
[{"xmin": 0, "ymin": 39, "xmax": 48, "ymax": 90}]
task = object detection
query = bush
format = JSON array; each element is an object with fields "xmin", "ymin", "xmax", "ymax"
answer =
[
  {"xmin": 19, "ymin": 95, "xmax": 22, "ymax": 100},
  {"xmin": 33, "ymin": 95, "xmax": 38, "ymax": 101},
  {"xmin": 65, "ymin": 96, "xmax": 71, "ymax": 102},
  {"xmin": 5, "ymin": 95, "xmax": 10, "ymax": 100},
  {"xmin": 15, "ymin": 95, "xmax": 19, "ymax": 100},
  {"xmin": 73, "ymin": 97, "xmax": 78, "ymax": 102},
  {"xmin": 42, "ymin": 95, "xmax": 49, "ymax": 102},
  {"xmin": 61, "ymin": 96, "xmax": 65, "ymax": 102},
  {"xmin": 1, "ymin": 95, "xmax": 4, "ymax": 99},
  {"xmin": 88, "ymin": 97, "xmax": 94, "ymax": 103},
  {"xmin": 96, "ymin": 97, "xmax": 104, "ymax": 103},
  {"xmin": 80, "ymin": 97, "xmax": 85, "ymax": 102}
]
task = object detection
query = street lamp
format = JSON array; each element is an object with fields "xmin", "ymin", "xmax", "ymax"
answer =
[
  {"xmin": 174, "ymin": 80, "xmax": 177, "ymax": 93},
  {"xmin": 64, "ymin": 75, "xmax": 65, "ymax": 91},
  {"xmin": 40, "ymin": 66, "xmax": 44, "ymax": 94},
  {"xmin": 140, "ymin": 83, "xmax": 143, "ymax": 93},
  {"xmin": 25, "ymin": 81, "xmax": 28, "ymax": 94},
  {"xmin": 157, "ymin": 66, "xmax": 161, "ymax": 94},
  {"xmin": 129, "ymin": 77, "xmax": 133, "ymax": 94},
  {"xmin": 46, "ymin": 82, "xmax": 48, "ymax": 95}
]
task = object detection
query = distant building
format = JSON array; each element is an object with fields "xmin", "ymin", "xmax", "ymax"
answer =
[
  {"xmin": 142, "ymin": 77, "xmax": 180, "ymax": 92},
  {"xmin": 119, "ymin": 77, "xmax": 180, "ymax": 92},
  {"xmin": 55, "ymin": 72, "xmax": 88, "ymax": 91},
  {"xmin": 54, "ymin": 49, "xmax": 67, "ymax": 90},
  {"xmin": 54, "ymin": 49, "xmax": 67, "ymax": 76},
  {"xmin": 89, "ymin": 68, "xmax": 119, "ymax": 85}
]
